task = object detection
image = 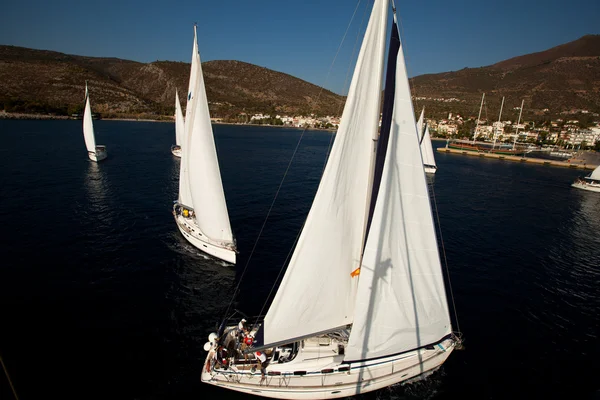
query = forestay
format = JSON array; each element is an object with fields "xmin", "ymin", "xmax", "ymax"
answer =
[
  {"xmin": 263, "ymin": 0, "xmax": 389, "ymax": 345},
  {"xmin": 345, "ymin": 23, "xmax": 451, "ymax": 362}
]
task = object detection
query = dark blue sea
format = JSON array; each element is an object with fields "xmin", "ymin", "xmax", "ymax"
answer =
[{"xmin": 0, "ymin": 120, "xmax": 598, "ymax": 400}]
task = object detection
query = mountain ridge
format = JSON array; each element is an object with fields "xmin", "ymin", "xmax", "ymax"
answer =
[{"xmin": 1, "ymin": 34, "xmax": 599, "ymax": 119}]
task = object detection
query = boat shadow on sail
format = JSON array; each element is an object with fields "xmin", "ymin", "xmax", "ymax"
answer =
[{"xmin": 353, "ymin": 124, "xmax": 428, "ymax": 393}]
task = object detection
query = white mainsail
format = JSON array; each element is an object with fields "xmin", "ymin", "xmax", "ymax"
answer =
[
  {"xmin": 589, "ymin": 165, "xmax": 600, "ymax": 180},
  {"xmin": 83, "ymin": 83, "xmax": 96, "ymax": 153},
  {"xmin": 345, "ymin": 38, "xmax": 451, "ymax": 361},
  {"xmin": 175, "ymin": 89, "xmax": 185, "ymax": 147},
  {"xmin": 421, "ymin": 124, "xmax": 436, "ymax": 168},
  {"xmin": 179, "ymin": 25, "xmax": 233, "ymax": 244},
  {"xmin": 264, "ymin": 0, "xmax": 389, "ymax": 345}
]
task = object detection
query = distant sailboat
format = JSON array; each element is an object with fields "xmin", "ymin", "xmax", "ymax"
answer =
[
  {"xmin": 572, "ymin": 165, "xmax": 600, "ymax": 192},
  {"xmin": 172, "ymin": 25, "xmax": 237, "ymax": 264},
  {"xmin": 416, "ymin": 108, "xmax": 437, "ymax": 174},
  {"xmin": 201, "ymin": 1, "xmax": 460, "ymax": 397},
  {"xmin": 83, "ymin": 82, "xmax": 107, "ymax": 162},
  {"xmin": 171, "ymin": 89, "xmax": 184, "ymax": 157}
]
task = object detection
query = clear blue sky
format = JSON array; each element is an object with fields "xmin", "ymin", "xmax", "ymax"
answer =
[{"xmin": 1, "ymin": 0, "xmax": 598, "ymax": 94}]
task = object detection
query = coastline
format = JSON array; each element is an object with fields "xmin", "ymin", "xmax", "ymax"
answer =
[{"xmin": 0, "ymin": 111, "xmax": 337, "ymax": 131}]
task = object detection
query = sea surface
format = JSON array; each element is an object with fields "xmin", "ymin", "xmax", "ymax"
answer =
[{"xmin": 0, "ymin": 120, "xmax": 598, "ymax": 400}]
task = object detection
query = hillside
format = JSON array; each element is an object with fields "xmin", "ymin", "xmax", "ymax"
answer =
[
  {"xmin": 0, "ymin": 45, "xmax": 344, "ymax": 118},
  {"xmin": 410, "ymin": 35, "xmax": 600, "ymax": 120},
  {"xmin": 1, "ymin": 35, "xmax": 600, "ymax": 120}
]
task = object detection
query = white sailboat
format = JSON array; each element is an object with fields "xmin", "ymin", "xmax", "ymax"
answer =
[
  {"xmin": 201, "ymin": 1, "xmax": 460, "ymax": 398},
  {"xmin": 172, "ymin": 25, "xmax": 237, "ymax": 264},
  {"xmin": 416, "ymin": 108, "xmax": 437, "ymax": 174},
  {"xmin": 82, "ymin": 82, "xmax": 107, "ymax": 162},
  {"xmin": 572, "ymin": 165, "xmax": 600, "ymax": 192},
  {"xmin": 171, "ymin": 89, "xmax": 184, "ymax": 157}
]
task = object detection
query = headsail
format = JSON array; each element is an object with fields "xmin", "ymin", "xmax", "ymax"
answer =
[
  {"xmin": 182, "ymin": 26, "xmax": 233, "ymax": 244},
  {"xmin": 416, "ymin": 108, "xmax": 424, "ymax": 139},
  {"xmin": 421, "ymin": 124, "xmax": 436, "ymax": 168},
  {"xmin": 589, "ymin": 165, "xmax": 600, "ymax": 180},
  {"xmin": 178, "ymin": 27, "xmax": 199, "ymax": 209},
  {"xmin": 83, "ymin": 83, "xmax": 96, "ymax": 153},
  {"xmin": 175, "ymin": 89, "xmax": 185, "ymax": 147},
  {"xmin": 344, "ymin": 18, "xmax": 452, "ymax": 362},
  {"xmin": 263, "ymin": 0, "xmax": 389, "ymax": 346}
]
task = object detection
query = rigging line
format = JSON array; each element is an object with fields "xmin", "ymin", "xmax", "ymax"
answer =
[
  {"xmin": 221, "ymin": 0, "xmax": 365, "ymax": 323},
  {"xmin": 252, "ymin": 3, "xmax": 371, "ymax": 329},
  {"xmin": 306, "ymin": 0, "xmax": 363, "ymax": 111},
  {"xmin": 0, "ymin": 354, "xmax": 19, "ymax": 400},
  {"xmin": 429, "ymin": 182, "xmax": 462, "ymax": 335}
]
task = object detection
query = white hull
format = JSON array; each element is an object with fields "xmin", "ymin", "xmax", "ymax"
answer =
[
  {"xmin": 88, "ymin": 146, "xmax": 107, "ymax": 162},
  {"xmin": 171, "ymin": 145, "xmax": 182, "ymax": 158},
  {"xmin": 572, "ymin": 181, "xmax": 600, "ymax": 192},
  {"xmin": 173, "ymin": 206, "xmax": 236, "ymax": 264},
  {"xmin": 424, "ymin": 165, "xmax": 437, "ymax": 174},
  {"xmin": 201, "ymin": 336, "xmax": 455, "ymax": 399}
]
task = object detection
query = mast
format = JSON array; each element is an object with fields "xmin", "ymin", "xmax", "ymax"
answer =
[
  {"xmin": 473, "ymin": 93, "xmax": 485, "ymax": 144},
  {"xmin": 492, "ymin": 96, "xmax": 504, "ymax": 150},
  {"xmin": 512, "ymin": 99, "xmax": 524, "ymax": 151},
  {"xmin": 345, "ymin": 0, "xmax": 452, "ymax": 361},
  {"xmin": 362, "ymin": 1, "xmax": 397, "ymax": 259}
]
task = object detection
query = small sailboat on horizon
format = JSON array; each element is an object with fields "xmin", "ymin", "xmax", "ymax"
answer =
[
  {"xmin": 416, "ymin": 108, "xmax": 437, "ymax": 174},
  {"xmin": 172, "ymin": 25, "xmax": 237, "ymax": 264},
  {"xmin": 82, "ymin": 82, "xmax": 107, "ymax": 162},
  {"xmin": 171, "ymin": 89, "xmax": 184, "ymax": 157},
  {"xmin": 201, "ymin": 1, "xmax": 460, "ymax": 397}
]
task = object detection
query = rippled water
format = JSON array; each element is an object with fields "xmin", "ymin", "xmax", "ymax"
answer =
[{"xmin": 0, "ymin": 120, "xmax": 598, "ymax": 399}]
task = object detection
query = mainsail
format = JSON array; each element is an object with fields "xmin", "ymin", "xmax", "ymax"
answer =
[
  {"xmin": 589, "ymin": 165, "xmax": 600, "ymax": 180},
  {"xmin": 175, "ymin": 89, "xmax": 185, "ymax": 147},
  {"xmin": 179, "ymin": 25, "xmax": 233, "ymax": 244},
  {"xmin": 263, "ymin": 0, "xmax": 389, "ymax": 345},
  {"xmin": 83, "ymin": 83, "xmax": 96, "ymax": 153},
  {"xmin": 345, "ymin": 20, "xmax": 451, "ymax": 361}
]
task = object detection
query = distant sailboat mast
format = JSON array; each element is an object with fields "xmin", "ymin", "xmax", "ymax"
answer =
[
  {"xmin": 492, "ymin": 96, "xmax": 505, "ymax": 150},
  {"xmin": 512, "ymin": 99, "xmax": 525, "ymax": 151},
  {"xmin": 473, "ymin": 93, "xmax": 485, "ymax": 144}
]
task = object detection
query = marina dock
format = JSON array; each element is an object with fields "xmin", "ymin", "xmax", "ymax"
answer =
[{"xmin": 437, "ymin": 147, "xmax": 598, "ymax": 170}]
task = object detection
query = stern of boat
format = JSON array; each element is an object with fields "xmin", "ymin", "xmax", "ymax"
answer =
[{"xmin": 172, "ymin": 202, "xmax": 237, "ymax": 264}]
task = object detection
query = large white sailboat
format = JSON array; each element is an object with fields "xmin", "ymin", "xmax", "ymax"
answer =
[
  {"xmin": 172, "ymin": 25, "xmax": 237, "ymax": 264},
  {"xmin": 171, "ymin": 89, "xmax": 184, "ymax": 157},
  {"xmin": 416, "ymin": 108, "xmax": 437, "ymax": 174},
  {"xmin": 82, "ymin": 83, "xmax": 107, "ymax": 162},
  {"xmin": 572, "ymin": 165, "xmax": 600, "ymax": 192},
  {"xmin": 201, "ymin": 1, "xmax": 460, "ymax": 398}
]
